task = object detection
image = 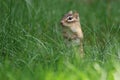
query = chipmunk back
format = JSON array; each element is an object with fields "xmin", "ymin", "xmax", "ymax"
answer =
[{"xmin": 60, "ymin": 11, "xmax": 84, "ymax": 57}]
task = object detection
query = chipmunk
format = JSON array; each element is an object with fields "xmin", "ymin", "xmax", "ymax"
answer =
[{"xmin": 60, "ymin": 11, "xmax": 84, "ymax": 58}]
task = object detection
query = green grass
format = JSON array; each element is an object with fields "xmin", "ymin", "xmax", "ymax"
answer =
[{"xmin": 0, "ymin": 0, "xmax": 120, "ymax": 80}]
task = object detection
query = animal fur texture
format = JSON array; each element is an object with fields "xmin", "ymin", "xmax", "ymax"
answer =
[{"xmin": 60, "ymin": 11, "xmax": 84, "ymax": 58}]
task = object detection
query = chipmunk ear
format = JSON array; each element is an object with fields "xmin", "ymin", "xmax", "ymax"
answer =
[
  {"xmin": 68, "ymin": 10, "xmax": 73, "ymax": 14},
  {"xmin": 74, "ymin": 12, "xmax": 79, "ymax": 19}
]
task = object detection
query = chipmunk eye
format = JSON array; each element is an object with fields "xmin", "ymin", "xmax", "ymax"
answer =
[{"xmin": 68, "ymin": 16, "xmax": 73, "ymax": 20}]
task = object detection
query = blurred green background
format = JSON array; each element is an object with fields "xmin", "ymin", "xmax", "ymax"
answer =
[{"xmin": 0, "ymin": 0, "xmax": 120, "ymax": 80}]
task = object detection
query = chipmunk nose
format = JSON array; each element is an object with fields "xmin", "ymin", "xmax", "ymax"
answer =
[{"xmin": 60, "ymin": 21, "xmax": 64, "ymax": 25}]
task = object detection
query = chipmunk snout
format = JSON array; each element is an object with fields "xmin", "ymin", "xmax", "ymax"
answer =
[
  {"xmin": 60, "ymin": 21, "xmax": 63, "ymax": 24},
  {"xmin": 60, "ymin": 21, "xmax": 64, "ymax": 26}
]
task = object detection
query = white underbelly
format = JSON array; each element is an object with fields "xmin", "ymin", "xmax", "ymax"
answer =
[
  {"xmin": 63, "ymin": 28, "xmax": 81, "ymax": 46},
  {"xmin": 64, "ymin": 38, "xmax": 80, "ymax": 47}
]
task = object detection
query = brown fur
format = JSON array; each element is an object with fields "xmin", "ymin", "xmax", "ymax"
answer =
[{"xmin": 60, "ymin": 11, "xmax": 84, "ymax": 58}]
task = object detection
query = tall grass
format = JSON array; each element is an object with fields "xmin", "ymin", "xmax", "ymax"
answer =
[{"xmin": 0, "ymin": 0, "xmax": 120, "ymax": 80}]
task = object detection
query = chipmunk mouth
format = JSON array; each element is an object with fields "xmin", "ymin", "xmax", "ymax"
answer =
[{"xmin": 60, "ymin": 21, "xmax": 64, "ymax": 26}]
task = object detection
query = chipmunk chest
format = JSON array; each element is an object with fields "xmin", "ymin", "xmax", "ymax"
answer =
[
  {"xmin": 64, "ymin": 28, "xmax": 74, "ymax": 37},
  {"xmin": 70, "ymin": 27, "xmax": 78, "ymax": 33},
  {"xmin": 63, "ymin": 28, "xmax": 80, "ymax": 46}
]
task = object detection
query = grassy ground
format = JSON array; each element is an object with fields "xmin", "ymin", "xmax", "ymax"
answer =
[{"xmin": 0, "ymin": 0, "xmax": 120, "ymax": 80}]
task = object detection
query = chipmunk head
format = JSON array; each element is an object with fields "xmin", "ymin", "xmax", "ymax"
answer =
[{"xmin": 60, "ymin": 11, "xmax": 80, "ymax": 27}]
